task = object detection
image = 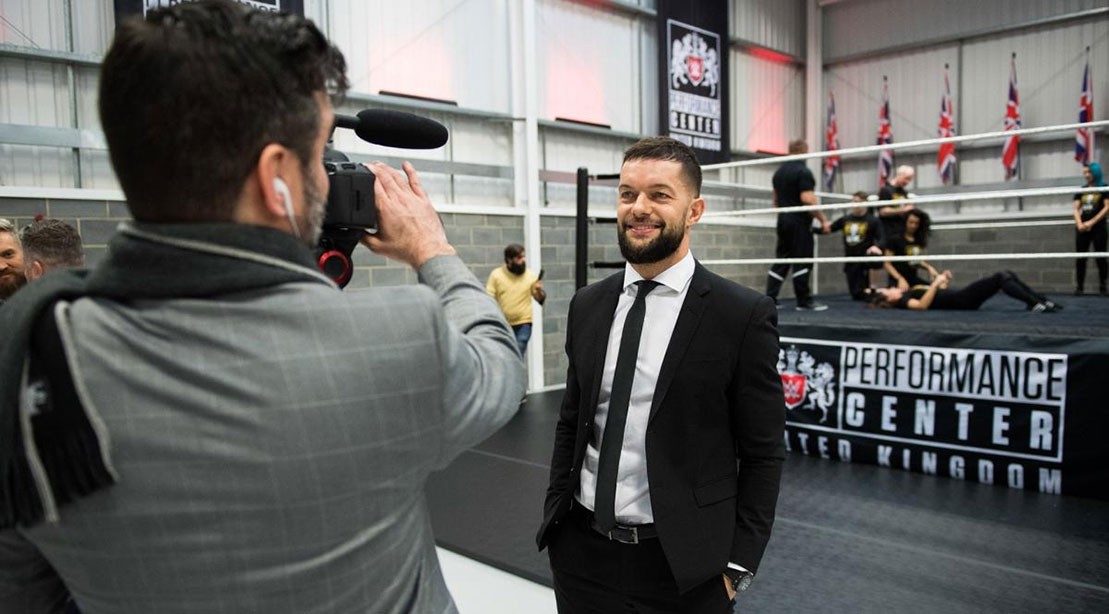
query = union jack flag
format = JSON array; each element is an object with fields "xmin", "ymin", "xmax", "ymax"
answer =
[
  {"xmin": 877, "ymin": 76, "xmax": 893, "ymax": 190},
  {"xmin": 937, "ymin": 66, "xmax": 956, "ymax": 185},
  {"xmin": 1076, "ymin": 58, "xmax": 1095, "ymax": 165},
  {"xmin": 1002, "ymin": 54, "xmax": 1021, "ymax": 181},
  {"xmin": 824, "ymin": 92, "xmax": 840, "ymax": 190}
]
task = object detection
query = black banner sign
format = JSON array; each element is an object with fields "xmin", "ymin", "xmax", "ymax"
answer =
[
  {"xmin": 114, "ymin": 0, "xmax": 304, "ymax": 24},
  {"xmin": 777, "ymin": 333, "xmax": 1109, "ymax": 500},
  {"xmin": 657, "ymin": 0, "xmax": 729, "ymax": 164}
]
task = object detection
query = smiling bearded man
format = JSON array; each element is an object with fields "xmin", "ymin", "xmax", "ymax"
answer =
[
  {"xmin": 538, "ymin": 136, "xmax": 786, "ymax": 613},
  {"xmin": 0, "ymin": 218, "xmax": 28, "ymax": 302}
]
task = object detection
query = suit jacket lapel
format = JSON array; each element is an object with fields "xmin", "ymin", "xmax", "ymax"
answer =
[
  {"xmin": 584, "ymin": 275, "xmax": 624, "ymax": 424},
  {"xmin": 649, "ymin": 262, "xmax": 711, "ymax": 423}
]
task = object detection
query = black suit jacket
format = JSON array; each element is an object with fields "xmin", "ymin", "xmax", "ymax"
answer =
[{"xmin": 536, "ymin": 262, "xmax": 786, "ymax": 593}]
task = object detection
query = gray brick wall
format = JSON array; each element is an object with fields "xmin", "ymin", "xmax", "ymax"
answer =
[
  {"xmin": 816, "ymin": 219, "xmax": 1078, "ymax": 298},
  {"xmin": 0, "ymin": 198, "xmax": 122, "ymax": 267},
  {"xmin": 539, "ymin": 218, "xmax": 779, "ymax": 384},
  {"xmin": 3, "ymin": 195, "xmax": 1085, "ymax": 388}
]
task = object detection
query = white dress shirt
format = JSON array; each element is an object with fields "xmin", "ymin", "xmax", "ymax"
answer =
[{"xmin": 577, "ymin": 250, "xmax": 695, "ymax": 525}]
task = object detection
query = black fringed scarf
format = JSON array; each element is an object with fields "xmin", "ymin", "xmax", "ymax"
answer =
[{"xmin": 0, "ymin": 222, "xmax": 333, "ymax": 529}]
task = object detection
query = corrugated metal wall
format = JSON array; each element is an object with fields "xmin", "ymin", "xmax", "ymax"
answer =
[
  {"xmin": 327, "ymin": 0, "xmax": 513, "ymax": 115},
  {"xmin": 732, "ymin": 52, "xmax": 805, "ymax": 154},
  {"xmin": 824, "ymin": 0, "xmax": 1106, "ymax": 61},
  {"xmin": 0, "ymin": 0, "xmax": 113, "ymax": 187},
  {"xmin": 727, "ymin": 0, "xmax": 807, "ymax": 156},
  {"xmin": 0, "ymin": 0, "xmax": 65, "ymax": 49},
  {"xmin": 2, "ymin": 0, "xmax": 1104, "ymax": 198},
  {"xmin": 823, "ymin": 1, "xmax": 1108, "ymax": 215},
  {"xmin": 825, "ymin": 45, "xmax": 959, "ymax": 194},
  {"xmin": 535, "ymin": 0, "xmax": 643, "ymax": 133},
  {"xmin": 731, "ymin": 0, "xmax": 806, "ymax": 57}
]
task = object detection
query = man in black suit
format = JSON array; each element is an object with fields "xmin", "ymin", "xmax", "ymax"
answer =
[{"xmin": 537, "ymin": 137, "xmax": 786, "ymax": 612}]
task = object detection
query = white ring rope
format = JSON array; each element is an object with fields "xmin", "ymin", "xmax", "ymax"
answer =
[
  {"xmin": 701, "ymin": 252, "xmax": 1109, "ymax": 267},
  {"xmin": 702, "ymin": 186, "xmax": 1108, "ymax": 218},
  {"xmin": 688, "ymin": 120, "xmax": 1109, "ymax": 271},
  {"xmin": 702, "ymin": 119, "xmax": 1109, "ymax": 170},
  {"xmin": 932, "ymin": 219, "xmax": 1075, "ymax": 231}
]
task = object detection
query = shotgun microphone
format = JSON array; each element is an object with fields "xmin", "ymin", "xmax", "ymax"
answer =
[{"xmin": 333, "ymin": 109, "xmax": 448, "ymax": 149}]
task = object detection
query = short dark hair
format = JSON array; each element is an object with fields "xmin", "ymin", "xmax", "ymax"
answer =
[
  {"xmin": 852, "ymin": 191, "xmax": 869, "ymax": 200},
  {"xmin": 788, "ymin": 139, "xmax": 808, "ymax": 154},
  {"xmin": 622, "ymin": 137, "xmax": 702, "ymax": 195},
  {"xmin": 20, "ymin": 219, "xmax": 84, "ymax": 268},
  {"xmin": 504, "ymin": 243, "xmax": 525, "ymax": 260},
  {"xmin": 98, "ymin": 0, "xmax": 349, "ymax": 222}
]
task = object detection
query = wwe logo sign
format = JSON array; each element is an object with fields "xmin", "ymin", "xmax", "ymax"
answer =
[{"xmin": 777, "ymin": 345, "xmax": 837, "ymax": 423}]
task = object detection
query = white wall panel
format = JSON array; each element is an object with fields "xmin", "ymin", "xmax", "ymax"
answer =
[
  {"xmin": 0, "ymin": 58, "xmax": 71, "ymax": 126},
  {"xmin": 71, "ymin": 0, "xmax": 116, "ymax": 55},
  {"xmin": 824, "ymin": 6, "xmax": 1107, "ymax": 194},
  {"xmin": 0, "ymin": 144, "xmax": 72, "ymax": 187},
  {"xmin": 0, "ymin": 0, "xmax": 66, "ymax": 49},
  {"xmin": 731, "ymin": 52, "xmax": 805, "ymax": 154},
  {"xmin": 824, "ymin": 46, "xmax": 960, "ymax": 191},
  {"xmin": 79, "ymin": 148, "xmax": 118, "ymax": 190},
  {"xmin": 730, "ymin": 0, "xmax": 805, "ymax": 57},
  {"xmin": 824, "ymin": 0, "xmax": 1106, "ymax": 61},
  {"xmin": 961, "ymin": 21, "xmax": 1107, "ymax": 139},
  {"xmin": 958, "ymin": 19, "xmax": 1106, "ymax": 187},
  {"xmin": 825, "ymin": 46, "xmax": 958, "ymax": 150},
  {"xmin": 540, "ymin": 130, "xmax": 627, "ymax": 174},
  {"xmin": 535, "ymin": 0, "xmax": 641, "ymax": 132},
  {"xmin": 539, "ymin": 130, "xmax": 629, "ymax": 210},
  {"xmin": 326, "ymin": 0, "xmax": 512, "ymax": 113},
  {"xmin": 73, "ymin": 67, "xmax": 100, "ymax": 131}
]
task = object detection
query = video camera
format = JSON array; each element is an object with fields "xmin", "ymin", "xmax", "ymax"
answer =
[{"xmin": 316, "ymin": 109, "xmax": 449, "ymax": 288}]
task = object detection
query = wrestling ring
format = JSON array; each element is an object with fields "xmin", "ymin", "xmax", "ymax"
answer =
[{"xmin": 688, "ymin": 120, "xmax": 1109, "ymax": 500}]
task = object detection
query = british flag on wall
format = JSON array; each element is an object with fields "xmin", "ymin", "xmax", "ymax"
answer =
[
  {"xmin": 1076, "ymin": 54, "xmax": 1095, "ymax": 165},
  {"xmin": 877, "ymin": 76, "xmax": 893, "ymax": 190},
  {"xmin": 937, "ymin": 65, "xmax": 956, "ymax": 185},
  {"xmin": 1002, "ymin": 54, "xmax": 1021, "ymax": 181},
  {"xmin": 824, "ymin": 92, "xmax": 840, "ymax": 191}
]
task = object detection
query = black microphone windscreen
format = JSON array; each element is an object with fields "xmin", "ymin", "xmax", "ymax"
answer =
[
  {"xmin": 333, "ymin": 114, "xmax": 360, "ymax": 131},
  {"xmin": 354, "ymin": 109, "xmax": 448, "ymax": 149}
]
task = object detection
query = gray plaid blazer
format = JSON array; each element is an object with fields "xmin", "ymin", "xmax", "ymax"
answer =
[{"xmin": 0, "ymin": 254, "xmax": 525, "ymax": 614}]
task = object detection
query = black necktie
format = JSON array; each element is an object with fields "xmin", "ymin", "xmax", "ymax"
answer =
[{"xmin": 594, "ymin": 279, "xmax": 658, "ymax": 533}]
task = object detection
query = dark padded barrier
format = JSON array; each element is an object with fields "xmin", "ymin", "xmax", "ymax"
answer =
[{"xmin": 775, "ymin": 293, "xmax": 1109, "ymax": 500}]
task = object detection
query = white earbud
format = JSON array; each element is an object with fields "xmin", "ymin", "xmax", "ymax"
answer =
[
  {"xmin": 274, "ymin": 177, "xmax": 292, "ymax": 210},
  {"xmin": 273, "ymin": 177, "xmax": 299, "ymax": 238}
]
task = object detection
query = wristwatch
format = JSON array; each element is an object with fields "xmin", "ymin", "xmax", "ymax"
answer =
[{"xmin": 724, "ymin": 568, "xmax": 754, "ymax": 593}]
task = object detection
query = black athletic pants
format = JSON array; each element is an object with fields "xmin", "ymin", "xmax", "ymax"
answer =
[
  {"xmin": 844, "ymin": 262, "xmax": 870, "ymax": 300},
  {"xmin": 1075, "ymin": 222, "xmax": 1107, "ymax": 291},
  {"xmin": 766, "ymin": 216, "xmax": 814, "ymax": 305},
  {"xmin": 931, "ymin": 271, "xmax": 1044, "ymax": 310}
]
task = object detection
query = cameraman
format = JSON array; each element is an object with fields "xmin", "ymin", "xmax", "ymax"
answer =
[{"xmin": 0, "ymin": 2, "xmax": 524, "ymax": 613}]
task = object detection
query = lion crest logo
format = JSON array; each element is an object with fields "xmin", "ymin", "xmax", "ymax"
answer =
[
  {"xmin": 777, "ymin": 345, "xmax": 837, "ymax": 423},
  {"xmin": 670, "ymin": 31, "xmax": 720, "ymax": 97}
]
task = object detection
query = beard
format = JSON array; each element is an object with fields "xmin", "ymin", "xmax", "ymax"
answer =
[
  {"xmin": 0, "ymin": 270, "xmax": 28, "ymax": 300},
  {"xmin": 507, "ymin": 261, "xmax": 526, "ymax": 275},
  {"xmin": 300, "ymin": 177, "xmax": 327, "ymax": 247},
  {"xmin": 617, "ymin": 217, "xmax": 684, "ymax": 265}
]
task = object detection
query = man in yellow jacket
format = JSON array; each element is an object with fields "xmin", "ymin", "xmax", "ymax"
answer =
[{"xmin": 487, "ymin": 243, "xmax": 546, "ymax": 356}]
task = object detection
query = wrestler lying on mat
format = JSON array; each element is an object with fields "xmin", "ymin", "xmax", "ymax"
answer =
[{"xmin": 864, "ymin": 270, "xmax": 1063, "ymax": 313}]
